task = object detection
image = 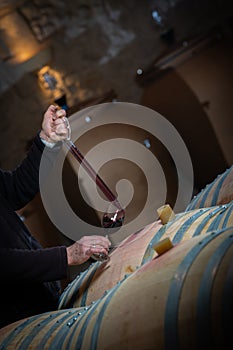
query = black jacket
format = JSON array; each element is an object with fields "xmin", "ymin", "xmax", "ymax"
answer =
[{"xmin": 0, "ymin": 134, "xmax": 67, "ymax": 328}]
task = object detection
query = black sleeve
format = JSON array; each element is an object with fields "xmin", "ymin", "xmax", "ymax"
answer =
[
  {"xmin": 0, "ymin": 134, "xmax": 45, "ymax": 210},
  {"xmin": 0, "ymin": 246, "xmax": 68, "ymax": 283},
  {"xmin": 0, "ymin": 134, "xmax": 62, "ymax": 211}
]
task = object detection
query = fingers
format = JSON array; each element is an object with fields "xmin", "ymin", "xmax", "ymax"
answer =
[
  {"xmin": 84, "ymin": 236, "xmax": 111, "ymax": 261},
  {"xmin": 44, "ymin": 105, "xmax": 66, "ymax": 121},
  {"xmin": 90, "ymin": 244, "xmax": 109, "ymax": 252},
  {"xmin": 77, "ymin": 235, "xmax": 111, "ymax": 260},
  {"xmin": 52, "ymin": 117, "xmax": 70, "ymax": 140},
  {"xmin": 48, "ymin": 104, "xmax": 57, "ymax": 113},
  {"xmin": 66, "ymin": 235, "xmax": 111, "ymax": 266},
  {"xmin": 40, "ymin": 105, "xmax": 70, "ymax": 144},
  {"xmin": 45, "ymin": 105, "xmax": 58, "ymax": 120},
  {"xmin": 55, "ymin": 108, "xmax": 66, "ymax": 119},
  {"xmin": 53, "ymin": 117, "xmax": 67, "ymax": 128},
  {"xmin": 53, "ymin": 106, "xmax": 69, "ymax": 137},
  {"xmin": 87, "ymin": 246, "xmax": 109, "ymax": 256},
  {"xmin": 81, "ymin": 235, "xmax": 111, "ymax": 249}
]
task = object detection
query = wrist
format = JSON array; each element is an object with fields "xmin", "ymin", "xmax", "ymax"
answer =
[
  {"xmin": 39, "ymin": 130, "xmax": 56, "ymax": 148},
  {"xmin": 66, "ymin": 246, "xmax": 74, "ymax": 266}
]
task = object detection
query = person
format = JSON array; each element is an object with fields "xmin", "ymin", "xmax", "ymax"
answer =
[{"xmin": 0, "ymin": 105, "xmax": 111, "ymax": 329}]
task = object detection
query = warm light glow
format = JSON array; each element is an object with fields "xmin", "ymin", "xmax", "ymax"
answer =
[
  {"xmin": 37, "ymin": 66, "xmax": 89, "ymax": 106},
  {"xmin": 16, "ymin": 49, "xmax": 38, "ymax": 63},
  {"xmin": 0, "ymin": 11, "xmax": 42, "ymax": 64},
  {"xmin": 38, "ymin": 66, "xmax": 58, "ymax": 90},
  {"xmin": 37, "ymin": 65, "xmax": 66, "ymax": 100}
]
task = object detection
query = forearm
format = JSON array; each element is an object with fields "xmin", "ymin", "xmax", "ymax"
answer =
[
  {"xmin": 0, "ymin": 134, "xmax": 45, "ymax": 210},
  {"xmin": 0, "ymin": 246, "xmax": 68, "ymax": 283}
]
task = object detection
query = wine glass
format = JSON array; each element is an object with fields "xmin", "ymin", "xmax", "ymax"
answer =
[{"xmin": 91, "ymin": 201, "xmax": 125, "ymax": 262}]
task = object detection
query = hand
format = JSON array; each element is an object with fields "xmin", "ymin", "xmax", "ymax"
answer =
[
  {"xmin": 66, "ymin": 235, "xmax": 111, "ymax": 265},
  {"xmin": 40, "ymin": 105, "xmax": 69, "ymax": 143}
]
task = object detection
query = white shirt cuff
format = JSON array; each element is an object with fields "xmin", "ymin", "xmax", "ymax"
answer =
[{"xmin": 40, "ymin": 137, "xmax": 56, "ymax": 148}]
